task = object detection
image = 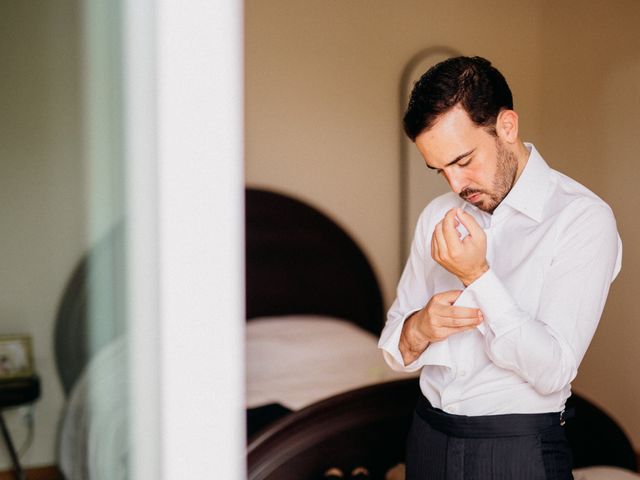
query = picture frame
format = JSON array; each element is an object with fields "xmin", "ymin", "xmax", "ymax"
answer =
[{"xmin": 0, "ymin": 335, "xmax": 34, "ymax": 380}]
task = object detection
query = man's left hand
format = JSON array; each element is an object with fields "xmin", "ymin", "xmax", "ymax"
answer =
[{"xmin": 431, "ymin": 208, "xmax": 489, "ymax": 286}]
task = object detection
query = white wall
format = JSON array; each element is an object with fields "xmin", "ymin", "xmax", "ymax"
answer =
[{"xmin": 0, "ymin": 1, "xmax": 83, "ymax": 469}]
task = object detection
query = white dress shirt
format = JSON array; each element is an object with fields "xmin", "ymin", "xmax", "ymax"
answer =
[{"xmin": 379, "ymin": 143, "xmax": 622, "ymax": 415}]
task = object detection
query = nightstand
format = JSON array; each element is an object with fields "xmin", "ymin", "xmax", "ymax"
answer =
[{"xmin": 0, "ymin": 376, "xmax": 40, "ymax": 480}]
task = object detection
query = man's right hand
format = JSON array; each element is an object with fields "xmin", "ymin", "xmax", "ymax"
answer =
[{"xmin": 399, "ymin": 290, "xmax": 483, "ymax": 366}]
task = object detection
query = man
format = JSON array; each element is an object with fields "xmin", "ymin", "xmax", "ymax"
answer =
[{"xmin": 379, "ymin": 56, "xmax": 622, "ymax": 479}]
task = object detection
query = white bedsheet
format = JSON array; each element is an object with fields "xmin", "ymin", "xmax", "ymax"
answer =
[
  {"xmin": 58, "ymin": 337, "xmax": 128, "ymax": 480},
  {"xmin": 246, "ymin": 315, "xmax": 415, "ymax": 410}
]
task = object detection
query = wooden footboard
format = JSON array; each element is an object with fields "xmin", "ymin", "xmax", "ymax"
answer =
[{"xmin": 247, "ymin": 378, "xmax": 420, "ymax": 480}]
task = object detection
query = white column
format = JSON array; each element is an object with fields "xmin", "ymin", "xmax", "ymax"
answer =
[{"xmin": 125, "ymin": 1, "xmax": 245, "ymax": 478}]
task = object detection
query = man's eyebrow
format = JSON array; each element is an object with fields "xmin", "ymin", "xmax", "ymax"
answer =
[{"xmin": 425, "ymin": 149, "xmax": 476, "ymax": 170}]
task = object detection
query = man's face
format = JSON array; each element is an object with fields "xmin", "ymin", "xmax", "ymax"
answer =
[{"xmin": 414, "ymin": 105, "xmax": 518, "ymax": 213}]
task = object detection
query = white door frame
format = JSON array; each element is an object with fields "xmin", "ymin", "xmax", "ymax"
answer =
[{"xmin": 124, "ymin": 1, "xmax": 245, "ymax": 478}]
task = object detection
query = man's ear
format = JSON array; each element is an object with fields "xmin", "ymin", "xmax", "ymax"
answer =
[{"xmin": 496, "ymin": 109, "xmax": 519, "ymax": 143}]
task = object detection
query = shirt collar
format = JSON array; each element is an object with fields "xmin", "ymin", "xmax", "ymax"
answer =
[{"xmin": 496, "ymin": 143, "xmax": 552, "ymax": 223}]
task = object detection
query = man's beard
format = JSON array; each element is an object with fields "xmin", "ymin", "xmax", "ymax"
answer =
[{"xmin": 460, "ymin": 139, "xmax": 518, "ymax": 213}]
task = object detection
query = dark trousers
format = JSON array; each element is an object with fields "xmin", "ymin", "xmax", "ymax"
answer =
[{"xmin": 406, "ymin": 396, "xmax": 574, "ymax": 480}]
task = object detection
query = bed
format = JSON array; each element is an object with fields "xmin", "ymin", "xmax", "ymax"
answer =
[
  {"xmin": 245, "ymin": 187, "xmax": 414, "ymax": 436},
  {"xmin": 54, "ymin": 222, "xmax": 127, "ymax": 480},
  {"xmin": 52, "ymin": 188, "xmax": 638, "ymax": 480},
  {"xmin": 52, "ymin": 187, "xmax": 413, "ymax": 479}
]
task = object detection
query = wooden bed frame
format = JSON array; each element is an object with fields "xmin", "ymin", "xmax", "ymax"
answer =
[
  {"xmin": 54, "ymin": 222, "xmax": 126, "ymax": 395},
  {"xmin": 245, "ymin": 187, "xmax": 384, "ymax": 336},
  {"xmin": 248, "ymin": 378, "xmax": 420, "ymax": 480},
  {"xmin": 248, "ymin": 376, "xmax": 638, "ymax": 479}
]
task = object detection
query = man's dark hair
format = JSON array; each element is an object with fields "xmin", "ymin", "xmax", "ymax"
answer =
[{"xmin": 403, "ymin": 56, "xmax": 513, "ymax": 141}]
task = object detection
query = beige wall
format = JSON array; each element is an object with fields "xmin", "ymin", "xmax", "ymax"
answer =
[
  {"xmin": 246, "ymin": 0, "xmax": 640, "ymax": 450},
  {"xmin": 245, "ymin": 0, "xmax": 544, "ymax": 308},
  {"xmin": 1, "ymin": 0, "xmax": 638, "ymax": 471},
  {"xmin": 537, "ymin": 0, "xmax": 640, "ymax": 448},
  {"xmin": 0, "ymin": 1, "xmax": 83, "ymax": 469}
]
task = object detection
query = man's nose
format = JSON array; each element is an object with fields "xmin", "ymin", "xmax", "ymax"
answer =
[{"xmin": 444, "ymin": 171, "xmax": 465, "ymax": 194}]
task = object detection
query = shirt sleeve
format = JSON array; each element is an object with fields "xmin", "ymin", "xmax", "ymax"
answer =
[
  {"xmin": 378, "ymin": 207, "xmax": 455, "ymax": 372},
  {"xmin": 465, "ymin": 203, "xmax": 622, "ymax": 395}
]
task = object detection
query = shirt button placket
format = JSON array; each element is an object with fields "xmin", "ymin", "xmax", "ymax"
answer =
[{"xmin": 485, "ymin": 228, "xmax": 494, "ymax": 269}]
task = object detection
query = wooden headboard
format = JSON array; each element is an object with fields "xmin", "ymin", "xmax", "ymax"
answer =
[
  {"xmin": 246, "ymin": 188, "xmax": 384, "ymax": 336},
  {"xmin": 54, "ymin": 222, "xmax": 126, "ymax": 395}
]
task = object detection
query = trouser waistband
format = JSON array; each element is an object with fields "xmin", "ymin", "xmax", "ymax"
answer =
[{"xmin": 415, "ymin": 395, "xmax": 572, "ymax": 438}]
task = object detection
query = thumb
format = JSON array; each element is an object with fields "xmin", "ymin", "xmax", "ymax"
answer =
[
  {"xmin": 436, "ymin": 290, "xmax": 464, "ymax": 305},
  {"xmin": 457, "ymin": 208, "xmax": 484, "ymax": 237}
]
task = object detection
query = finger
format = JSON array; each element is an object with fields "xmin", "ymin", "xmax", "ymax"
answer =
[
  {"xmin": 442, "ymin": 209, "xmax": 462, "ymax": 247},
  {"xmin": 433, "ymin": 221, "xmax": 448, "ymax": 258},
  {"xmin": 436, "ymin": 311, "xmax": 482, "ymax": 327},
  {"xmin": 431, "ymin": 305, "xmax": 481, "ymax": 327},
  {"xmin": 431, "ymin": 224, "xmax": 442, "ymax": 260},
  {"xmin": 442, "ymin": 305, "xmax": 483, "ymax": 319},
  {"xmin": 432, "ymin": 323, "xmax": 481, "ymax": 341},
  {"xmin": 431, "ymin": 227, "xmax": 438, "ymax": 260},
  {"xmin": 456, "ymin": 208, "xmax": 485, "ymax": 237},
  {"xmin": 433, "ymin": 290, "xmax": 463, "ymax": 304}
]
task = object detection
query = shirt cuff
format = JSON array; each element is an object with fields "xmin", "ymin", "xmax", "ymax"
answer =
[
  {"xmin": 464, "ymin": 268, "xmax": 527, "ymax": 337},
  {"xmin": 452, "ymin": 286, "xmax": 486, "ymax": 335},
  {"xmin": 378, "ymin": 310, "xmax": 454, "ymax": 371}
]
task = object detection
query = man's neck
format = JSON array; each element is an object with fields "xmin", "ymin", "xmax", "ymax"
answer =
[{"xmin": 513, "ymin": 140, "xmax": 531, "ymax": 184}]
